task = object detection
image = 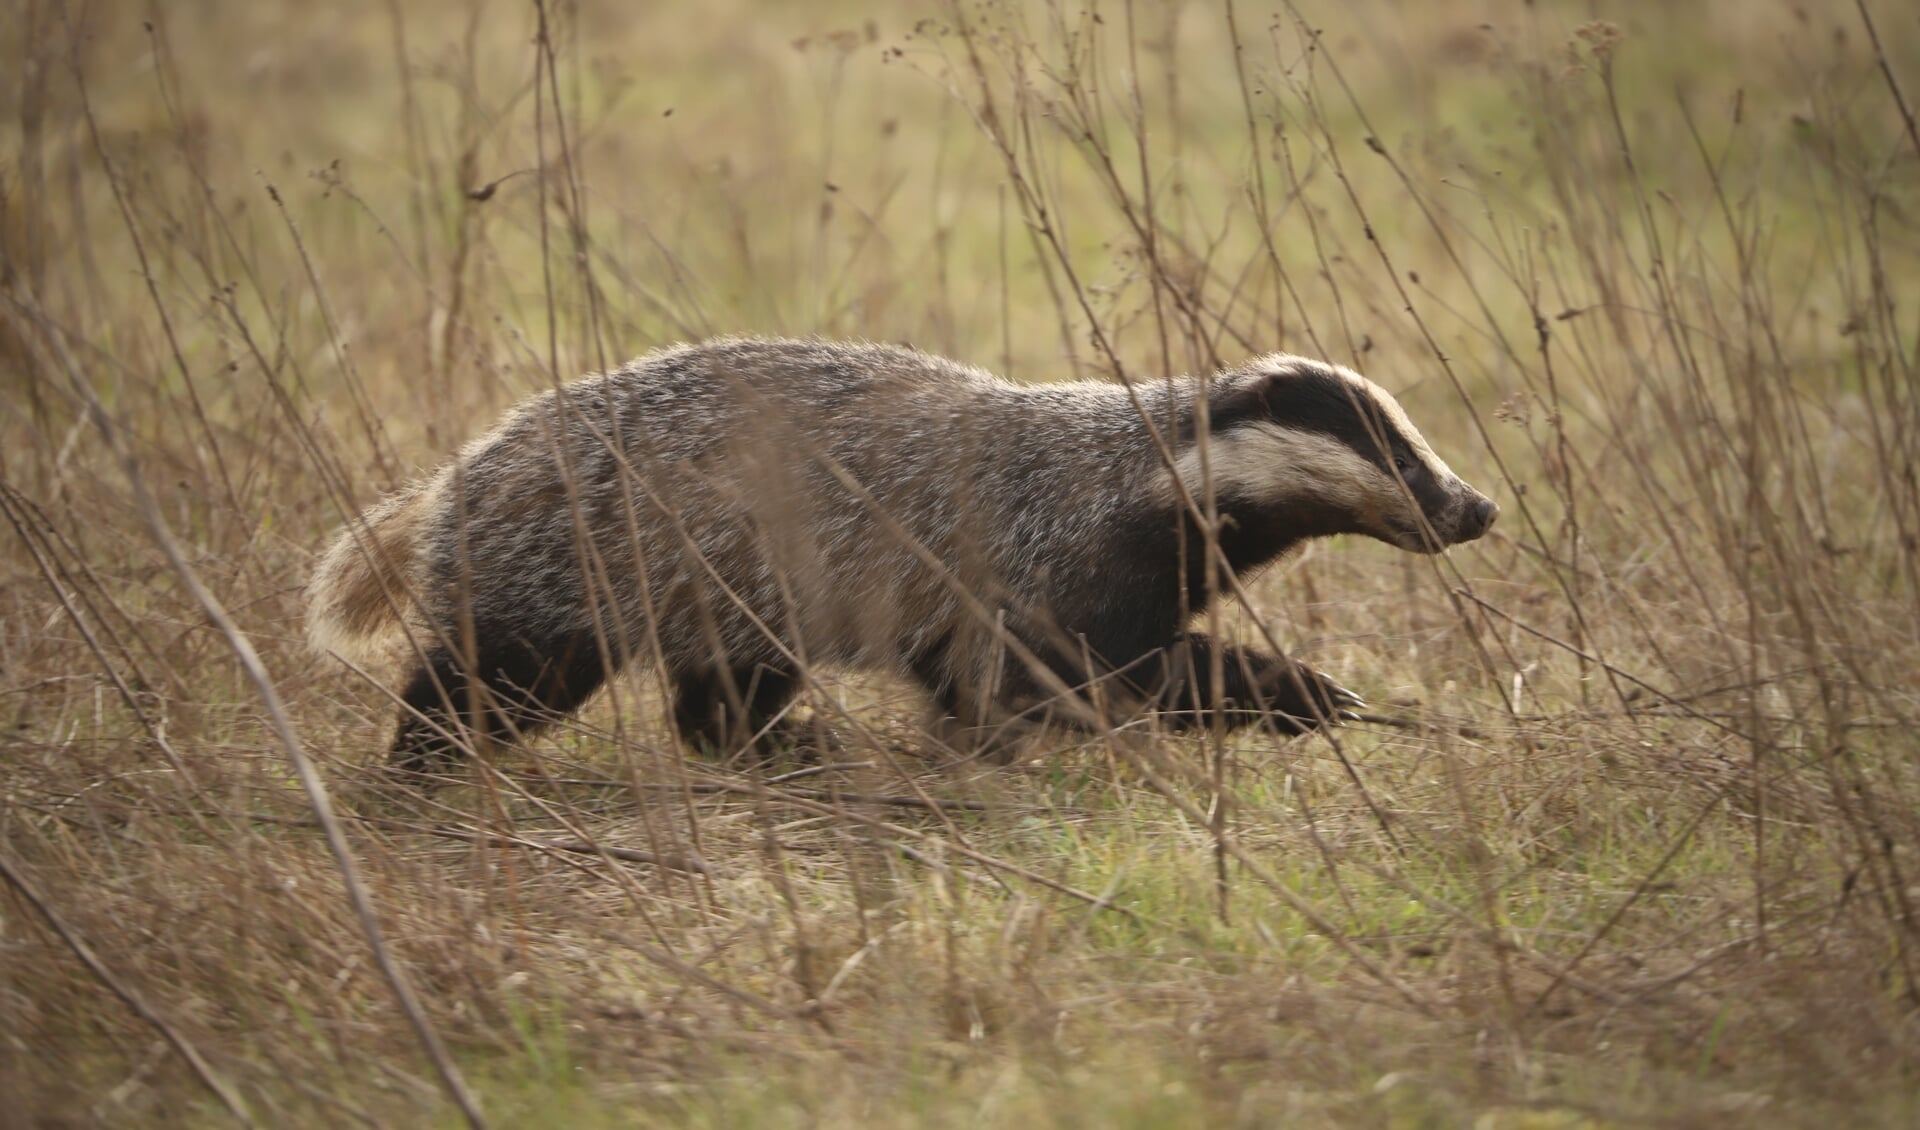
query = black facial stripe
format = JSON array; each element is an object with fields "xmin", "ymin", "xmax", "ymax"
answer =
[
  {"xmin": 1267, "ymin": 368, "xmax": 1411, "ymax": 473},
  {"xmin": 1201, "ymin": 365, "xmax": 1417, "ymax": 475}
]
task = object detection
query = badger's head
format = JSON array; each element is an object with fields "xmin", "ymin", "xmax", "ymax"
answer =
[{"xmin": 1174, "ymin": 355, "xmax": 1497, "ymax": 556}]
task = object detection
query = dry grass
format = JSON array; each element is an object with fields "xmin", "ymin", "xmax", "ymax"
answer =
[{"xmin": 4, "ymin": 0, "xmax": 1919, "ymax": 1125}]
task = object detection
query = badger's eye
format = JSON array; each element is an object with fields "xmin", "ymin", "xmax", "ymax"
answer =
[{"xmin": 1392, "ymin": 451, "xmax": 1418, "ymax": 479}]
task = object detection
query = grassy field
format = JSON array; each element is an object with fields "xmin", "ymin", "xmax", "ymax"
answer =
[{"xmin": 4, "ymin": 0, "xmax": 1919, "ymax": 1125}]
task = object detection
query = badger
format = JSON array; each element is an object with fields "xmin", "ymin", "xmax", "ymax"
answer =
[{"xmin": 307, "ymin": 337, "xmax": 1496, "ymax": 773}]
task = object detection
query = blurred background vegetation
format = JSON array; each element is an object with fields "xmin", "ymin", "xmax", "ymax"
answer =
[{"xmin": 4, "ymin": 0, "xmax": 1918, "ymax": 1125}]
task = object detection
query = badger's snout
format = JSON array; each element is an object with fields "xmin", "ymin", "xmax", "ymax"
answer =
[
  {"xmin": 1406, "ymin": 483, "xmax": 1497, "ymax": 553},
  {"xmin": 1456, "ymin": 492, "xmax": 1498, "ymax": 543}
]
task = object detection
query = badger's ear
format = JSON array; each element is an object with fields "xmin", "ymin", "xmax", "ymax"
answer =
[{"xmin": 1198, "ymin": 372, "xmax": 1287, "ymax": 434}]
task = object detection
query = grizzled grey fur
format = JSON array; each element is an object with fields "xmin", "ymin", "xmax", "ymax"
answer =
[{"xmin": 307, "ymin": 337, "xmax": 1497, "ymax": 772}]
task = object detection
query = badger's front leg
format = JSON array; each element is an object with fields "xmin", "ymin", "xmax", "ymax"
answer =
[
  {"xmin": 1145, "ymin": 632, "xmax": 1363, "ymax": 735},
  {"xmin": 925, "ymin": 630, "xmax": 1361, "ymax": 752}
]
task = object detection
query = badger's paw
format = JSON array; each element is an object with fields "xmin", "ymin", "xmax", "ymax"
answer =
[{"xmin": 1257, "ymin": 661, "xmax": 1365, "ymax": 735}]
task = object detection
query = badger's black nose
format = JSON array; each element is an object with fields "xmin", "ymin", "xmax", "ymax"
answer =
[{"xmin": 1460, "ymin": 495, "xmax": 1498, "ymax": 541}]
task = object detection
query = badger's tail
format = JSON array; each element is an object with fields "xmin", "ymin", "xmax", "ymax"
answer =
[{"xmin": 305, "ymin": 482, "xmax": 432, "ymax": 665}]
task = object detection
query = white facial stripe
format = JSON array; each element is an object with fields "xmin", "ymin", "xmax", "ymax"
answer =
[{"xmin": 1171, "ymin": 423, "xmax": 1413, "ymax": 526}]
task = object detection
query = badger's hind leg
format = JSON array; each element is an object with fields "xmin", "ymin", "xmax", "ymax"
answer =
[
  {"xmin": 391, "ymin": 627, "xmax": 614, "ymax": 776},
  {"xmin": 670, "ymin": 663, "xmax": 802, "ymax": 763}
]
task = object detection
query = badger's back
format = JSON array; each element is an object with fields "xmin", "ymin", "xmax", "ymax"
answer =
[{"xmin": 413, "ymin": 338, "xmax": 1162, "ymax": 680}]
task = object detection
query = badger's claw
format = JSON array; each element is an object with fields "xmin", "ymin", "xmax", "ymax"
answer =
[{"xmin": 1259, "ymin": 661, "xmax": 1366, "ymax": 735}]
